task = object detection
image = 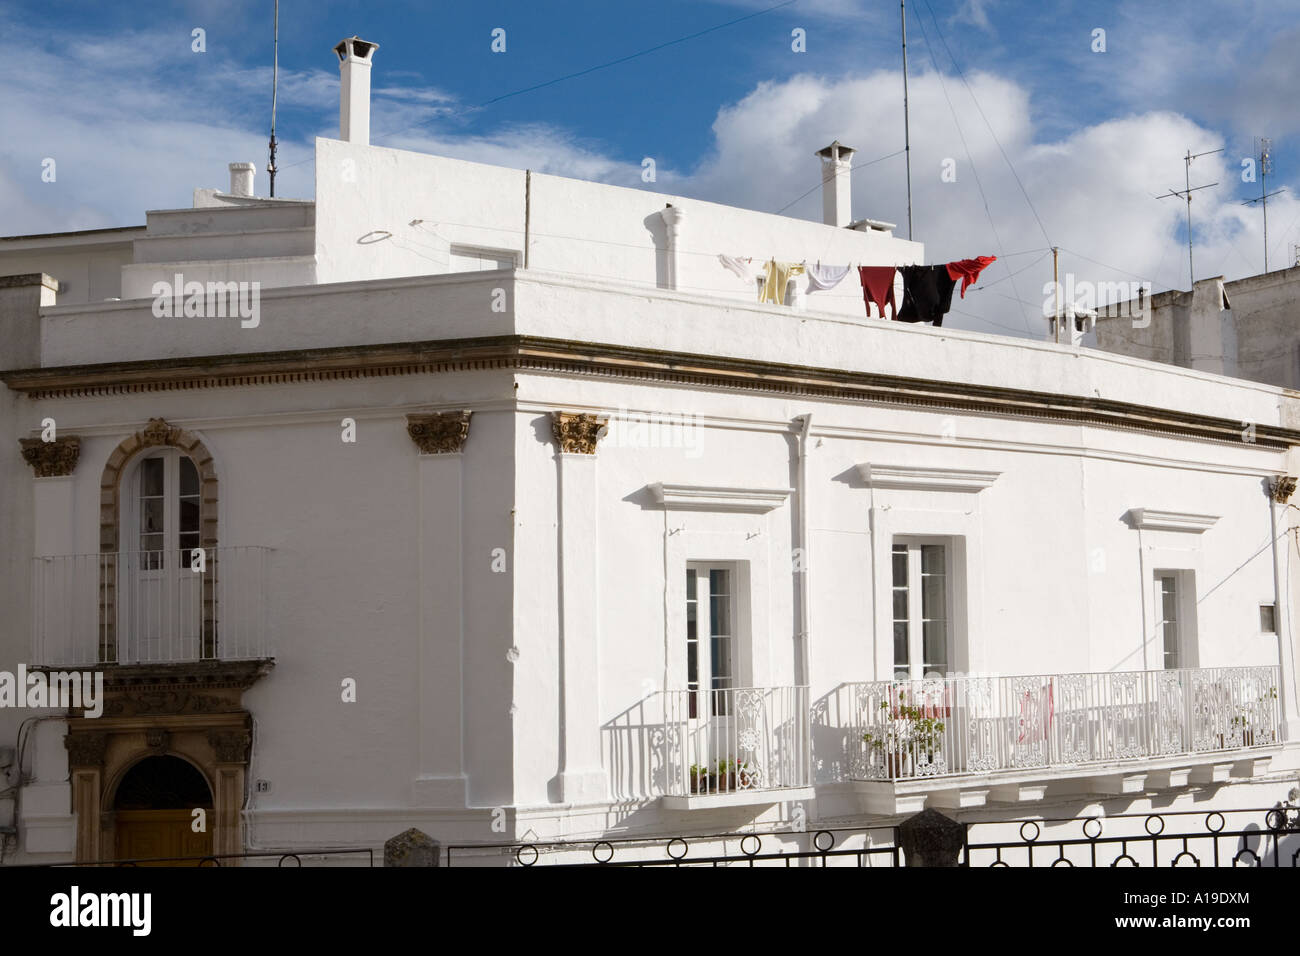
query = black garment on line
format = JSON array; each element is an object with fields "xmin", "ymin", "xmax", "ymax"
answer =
[{"xmin": 896, "ymin": 265, "xmax": 957, "ymax": 326}]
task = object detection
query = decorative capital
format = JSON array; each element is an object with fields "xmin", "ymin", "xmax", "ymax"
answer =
[
  {"xmin": 140, "ymin": 417, "xmax": 184, "ymax": 447},
  {"xmin": 1272, "ymin": 476, "xmax": 1297, "ymax": 504},
  {"xmin": 551, "ymin": 412, "xmax": 608, "ymax": 455},
  {"xmin": 65, "ymin": 731, "xmax": 108, "ymax": 769},
  {"xmin": 207, "ymin": 729, "xmax": 250, "ymax": 763},
  {"xmin": 406, "ymin": 410, "xmax": 472, "ymax": 454},
  {"xmin": 20, "ymin": 436, "xmax": 80, "ymax": 477}
]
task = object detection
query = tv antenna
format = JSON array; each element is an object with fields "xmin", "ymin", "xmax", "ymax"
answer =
[
  {"xmin": 900, "ymin": 0, "xmax": 913, "ymax": 240},
  {"xmin": 1156, "ymin": 147, "xmax": 1222, "ymax": 287},
  {"xmin": 1241, "ymin": 138, "xmax": 1285, "ymax": 273},
  {"xmin": 267, "ymin": 0, "xmax": 280, "ymax": 197}
]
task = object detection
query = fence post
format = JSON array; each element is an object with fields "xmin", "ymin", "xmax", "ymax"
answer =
[
  {"xmin": 898, "ymin": 808, "xmax": 965, "ymax": 867},
  {"xmin": 384, "ymin": 827, "xmax": 441, "ymax": 867}
]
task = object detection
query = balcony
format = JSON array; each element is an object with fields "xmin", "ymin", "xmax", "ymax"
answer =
[
  {"xmin": 32, "ymin": 547, "xmax": 271, "ymax": 667},
  {"xmin": 659, "ymin": 686, "xmax": 814, "ymax": 809},
  {"xmin": 840, "ymin": 667, "xmax": 1282, "ymax": 811},
  {"xmin": 603, "ymin": 685, "xmax": 813, "ymax": 808}
]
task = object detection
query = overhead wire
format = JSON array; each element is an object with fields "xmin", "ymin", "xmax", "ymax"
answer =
[
  {"xmin": 278, "ymin": 0, "xmax": 798, "ymax": 171},
  {"xmin": 910, "ymin": 3, "xmax": 1034, "ymax": 334}
]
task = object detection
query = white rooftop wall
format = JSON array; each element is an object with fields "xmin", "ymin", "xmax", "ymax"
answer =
[{"xmin": 314, "ymin": 137, "xmax": 922, "ymax": 320}]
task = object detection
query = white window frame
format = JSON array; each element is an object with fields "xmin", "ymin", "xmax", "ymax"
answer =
[
  {"xmin": 890, "ymin": 536, "xmax": 955, "ymax": 680},
  {"xmin": 685, "ymin": 562, "xmax": 748, "ymax": 717},
  {"xmin": 1154, "ymin": 569, "xmax": 1198, "ymax": 669}
]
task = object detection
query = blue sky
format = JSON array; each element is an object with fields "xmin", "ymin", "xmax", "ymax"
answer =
[{"xmin": 3, "ymin": 0, "xmax": 1299, "ymax": 337}]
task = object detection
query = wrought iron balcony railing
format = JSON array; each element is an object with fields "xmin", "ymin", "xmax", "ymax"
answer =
[
  {"xmin": 32, "ymin": 547, "xmax": 271, "ymax": 667},
  {"xmin": 844, "ymin": 666, "xmax": 1281, "ymax": 782},
  {"xmin": 659, "ymin": 685, "xmax": 812, "ymax": 797}
]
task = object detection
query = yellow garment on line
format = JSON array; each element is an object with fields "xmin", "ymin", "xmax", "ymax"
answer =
[{"xmin": 759, "ymin": 260, "xmax": 805, "ymax": 304}]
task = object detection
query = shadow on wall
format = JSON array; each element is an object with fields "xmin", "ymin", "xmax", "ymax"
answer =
[
  {"xmin": 601, "ymin": 695, "xmax": 673, "ymax": 802},
  {"xmin": 642, "ymin": 212, "xmax": 668, "ymax": 290},
  {"xmin": 812, "ymin": 684, "xmax": 869, "ymax": 784}
]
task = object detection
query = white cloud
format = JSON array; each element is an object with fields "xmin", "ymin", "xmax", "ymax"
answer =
[{"xmin": 3, "ymin": 13, "xmax": 1296, "ymax": 342}]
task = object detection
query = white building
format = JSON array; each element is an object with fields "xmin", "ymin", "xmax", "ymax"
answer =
[
  {"xmin": 1, "ymin": 37, "xmax": 1297, "ymax": 866},
  {"xmin": 1094, "ymin": 268, "xmax": 1300, "ymax": 390}
]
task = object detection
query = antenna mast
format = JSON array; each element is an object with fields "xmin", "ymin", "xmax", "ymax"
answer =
[
  {"xmin": 268, "ymin": 0, "xmax": 279, "ymax": 197},
  {"xmin": 901, "ymin": 0, "xmax": 913, "ymax": 240},
  {"xmin": 1241, "ymin": 138, "xmax": 1285, "ymax": 273},
  {"xmin": 1156, "ymin": 147, "xmax": 1221, "ymax": 287}
]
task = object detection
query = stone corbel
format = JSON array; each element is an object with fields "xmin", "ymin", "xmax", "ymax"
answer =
[
  {"xmin": 20, "ymin": 436, "xmax": 80, "ymax": 477},
  {"xmin": 551, "ymin": 412, "xmax": 608, "ymax": 455},
  {"xmin": 406, "ymin": 411, "xmax": 472, "ymax": 454},
  {"xmin": 207, "ymin": 729, "xmax": 251, "ymax": 764}
]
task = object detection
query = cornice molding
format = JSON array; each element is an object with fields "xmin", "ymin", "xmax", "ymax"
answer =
[
  {"xmin": 650, "ymin": 483, "xmax": 793, "ymax": 513},
  {"xmin": 855, "ymin": 463, "xmax": 1001, "ymax": 493},
  {"xmin": 7, "ymin": 334, "xmax": 1299, "ymax": 451},
  {"xmin": 1127, "ymin": 508, "xmax": 1220, "ymax": 532}
]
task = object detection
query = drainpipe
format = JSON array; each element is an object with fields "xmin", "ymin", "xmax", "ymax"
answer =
[
  {"xmin": 796, "ymin": 415, "xmax": 813, "ymax": 688},
  {"xmin": 1269, "ymin": 477, "xmax": 1299, "ymax": 742}
]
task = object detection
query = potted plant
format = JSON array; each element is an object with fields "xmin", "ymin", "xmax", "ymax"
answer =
[
  {"xmin": 689, "ymin": 764, "xmax": 713, "ymax": 794},
  {"xmin": 862, "ymin": 689, "xmax": 947, "ymax": 778}
]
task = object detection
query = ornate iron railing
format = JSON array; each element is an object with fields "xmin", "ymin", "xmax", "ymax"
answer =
[
  {"xmin": 657, "ymin": 686, "xmax": 811, "ymax": 797},
  {"xmin": 844, "ymin": 666, "xmax": 1281, "ymax": 781}
]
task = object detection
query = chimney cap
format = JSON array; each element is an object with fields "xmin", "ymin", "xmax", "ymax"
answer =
[
  {"xmin": 334, "ymin": 36, "xmax": 379, "ymax": 62},
  {"xmin": 816, "ymin": 140, "xmax": 857, "ymax": 162}
]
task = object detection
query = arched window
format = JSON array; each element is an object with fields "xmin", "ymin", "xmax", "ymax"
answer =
[
  {"xmin": 130, "ymin": 449, "xmax": 202, "ymax": 570},
  {"xmin": 97, "ymin": 420, "xmax": 222, "ymax": 665},
  {"xmin": 118, "ymin": 449, "xmax": 207, "ymax": 662}
]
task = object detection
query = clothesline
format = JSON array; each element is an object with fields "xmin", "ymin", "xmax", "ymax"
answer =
[{"xmin": 717, "ymin": 254, "xmax": 997, "ymax": 326}]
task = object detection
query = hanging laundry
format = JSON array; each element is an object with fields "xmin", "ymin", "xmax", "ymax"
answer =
[
  {"xmin": 897, "ymin": 264, "xmax": 957, "ymax": 326},
  {"xmin": 718, "ymin": 254, "xmax": 759, "ymax": 285},
  {"xmin": 858, "ymin": 266, "xmax": 897, "ymax": 319},
  {"xmin": 805, "ymin": 263, "xmax": 850, "ymax": 293},
  {"xmin": 759, "ymin": 260, "xmax": 805, "ymax": 304},
  {"xmin": 946, "ymin": 255, "xmax": 998, "ymax": 298}
]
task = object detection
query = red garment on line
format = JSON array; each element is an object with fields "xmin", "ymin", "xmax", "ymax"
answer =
[
  {"xmin": 946, "ymin": 255, "xmax": 997, "ymax": 298},
  {"xmin": 858, "ymin": 266, "xmax": 897, "ymax": 318}
]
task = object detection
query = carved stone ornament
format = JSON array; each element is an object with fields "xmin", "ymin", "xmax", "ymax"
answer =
[
  {"xmin": 140, "ymin": 417, "xmax": 184, "ymax": 447},
  {"xmin": 146, "ymin": 728, "xmax": 170, "ymax": 753},
  {"xmin": 20, "ymin": 436, "xmax": 80, "ymax": 477},
  {"xmin": 103, "ymin": 690, "xmax": 230, "ymax": 718},
  {"xmin": 65, "ymin": 732, "xmax": 108, "ymax": 769},
  {"xmin": 551, "ymin": 412, "xmax": 608, "ymax": 455},
  {"xmin": 1272, "ymin": 476, "xmax": 1297, "ymax": 504},
  {"xmin": 406, "ymin": 410, "xmax": 472, "ymax": 454},
  {"xmin": 207, "ymin": 729, "xmax": 250, "ymax": 763}
]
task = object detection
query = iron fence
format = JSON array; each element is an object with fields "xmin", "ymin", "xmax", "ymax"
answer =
[{"xmin": 445, "ymin": 804, "xmax": 1300, "ymax": 867}]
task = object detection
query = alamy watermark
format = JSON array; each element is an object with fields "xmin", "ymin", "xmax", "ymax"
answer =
[
  {"xmin": 602, "ymin": 405, "xmax": 703, "ymax": 458},
  {"xmin": 0, "ymin": 664, "xmax": 104, "ymax": 718},
  {"xmin": 1043, "ymin": 274, "xmax": 1151, "ymax": 328},
  {"xmin": 151, "ymin": 273, "xmax": 260, "ymax": 328}
]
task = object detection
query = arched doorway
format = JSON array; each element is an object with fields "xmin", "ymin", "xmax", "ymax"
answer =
[{"xmin": 111, "ymin": 755, "xmax": 215, "ymax": 865}]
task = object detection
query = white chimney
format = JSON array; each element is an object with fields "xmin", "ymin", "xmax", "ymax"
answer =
[
  {"xmin": 816, "ymin": 141, "xmax": 856, "ymax": 227},
  {"xmin": 228, "ymin": 162, "xmax": 255, "ymax": 197},
  {"xmin": 334, "ymin": 36, "xmax": 379, "ymax": 145}
]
